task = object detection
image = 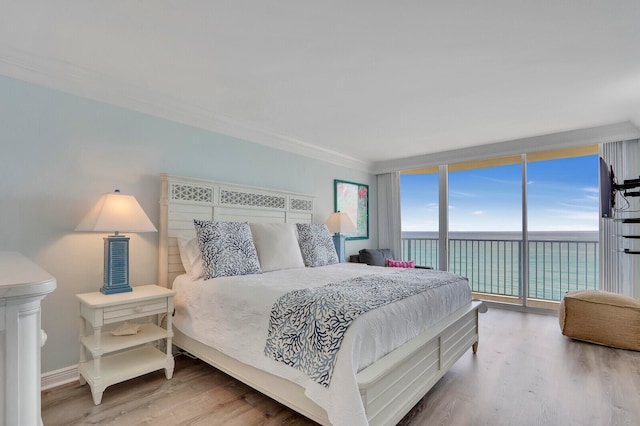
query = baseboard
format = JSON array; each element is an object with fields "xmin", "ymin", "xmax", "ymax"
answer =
[
  {"xmin": 41, "ymin": 364, "xmax": 79, "ymax": 391},
  {"xmin": 483, "ymin": 300, "xmax": 558, "ymax": 316}
]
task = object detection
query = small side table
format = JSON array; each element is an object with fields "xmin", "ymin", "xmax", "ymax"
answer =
[{"xmin": 76, "ymin": 285, "xmax": 175, "ymax": 405}]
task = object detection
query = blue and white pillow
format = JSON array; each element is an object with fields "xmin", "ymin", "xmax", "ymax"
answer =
[
  {"xmin": 296, "ymin": 223, "xmax": 339, "ymax": 267},
  {"xmin": 194, "ymin": 220, "xmax": 262, "ymax": 279}
]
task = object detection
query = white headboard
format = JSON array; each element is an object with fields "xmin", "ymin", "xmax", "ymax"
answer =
[{"xmin": 158, "ymin": 173, "xmax": 314, "ymax": 287}]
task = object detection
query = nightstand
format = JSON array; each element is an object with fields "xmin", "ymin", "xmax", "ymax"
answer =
[{"xmin": 76, "ymin": 285, "xmax": 175, "ymax": 405}]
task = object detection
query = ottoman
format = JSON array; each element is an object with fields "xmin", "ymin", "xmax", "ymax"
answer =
[{"xmin": 559, "ymin": 290, "xmax": 640, "ymax": 351}]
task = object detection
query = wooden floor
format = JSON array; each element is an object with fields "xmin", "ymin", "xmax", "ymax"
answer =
[{"xmin": 42, "ymin": 309, "xmax": 640, "ymax": 426}]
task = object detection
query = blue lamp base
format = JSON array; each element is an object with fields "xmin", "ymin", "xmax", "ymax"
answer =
[
  {"xmin": 332, "ymin": 233, "xmax": 347, "ymax": 263},
  {"xmin": 101, "ymin": 235, "xmax": 132, "ymax": 294}
]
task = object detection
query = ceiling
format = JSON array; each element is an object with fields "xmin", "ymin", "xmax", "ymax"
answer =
[{"xmin": 2, "ymin": 1, "xmax": 640, "ymax": 172}]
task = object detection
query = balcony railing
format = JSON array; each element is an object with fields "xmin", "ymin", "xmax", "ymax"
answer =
[{"xmin": 402, "ymin": 236, "xmax": 599, "ymax": 302}]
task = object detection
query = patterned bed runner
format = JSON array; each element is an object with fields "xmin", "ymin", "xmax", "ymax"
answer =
[{"xmin": 264, "ymin": 269, "xmax": 465, "ymax": 387}]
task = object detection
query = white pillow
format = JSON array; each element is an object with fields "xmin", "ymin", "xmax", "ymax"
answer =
[
  {"xmin": 250, "ymin": 223, "xmax": 305, "ymax": 272},
  {"xmin": 177, "ymin": 235, "xmax": 204, "ymax": 280}
]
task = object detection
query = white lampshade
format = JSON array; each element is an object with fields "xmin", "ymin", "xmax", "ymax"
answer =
[
  {"xmin": 325, "ymin": 212, "xmax": 356, "ymax": 234},
  {"xmin": 75, "ymin": 190, "xmax": 157, "ymax": 234},
  {"xmin": 76, "ymin": 190, "xmax": 156, "ymax": 294}
]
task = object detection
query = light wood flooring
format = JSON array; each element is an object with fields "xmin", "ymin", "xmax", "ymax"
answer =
[{"xmin": 42, "ymin": 309, "xmax": 640, "ymax": 425}]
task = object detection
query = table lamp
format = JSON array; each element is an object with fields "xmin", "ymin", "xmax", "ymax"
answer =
[
  {"xmin": 75, "ymin": 189, "xmax": 157, "ymax": 294},
  {"xmin": 325, "ymin": 212, "xmax": 356, "ymax": 263}
]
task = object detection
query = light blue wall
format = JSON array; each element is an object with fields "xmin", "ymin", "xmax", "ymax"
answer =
[{"xmin": 0, "ymin": 75, "xmax": 377, "ymax": 373}]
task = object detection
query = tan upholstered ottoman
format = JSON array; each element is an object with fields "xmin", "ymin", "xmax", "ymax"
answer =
[{"xmin": 559, "ymin": 290, "xmax": 640, "ymax": 351}]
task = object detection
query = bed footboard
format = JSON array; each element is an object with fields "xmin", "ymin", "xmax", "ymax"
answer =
[
  {"xmin": 173, "ymin": 301, "xmax": 485, "ymax": 426},
  {"xmin": 357, "ymin": 300, "xmax": 486, "ymax": 426}
]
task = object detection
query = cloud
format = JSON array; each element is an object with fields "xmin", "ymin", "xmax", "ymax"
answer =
[
  {"xmin": 481, "ymin": 176, "xmax": 521, "ymax": 186},
  {"xmin": 472, "ymin": 210, "xmax": 484, "ymax": 215},
  {"xmin": 449, "ymin": 190, "xmax": 477, "ymax": 198},
  {"xmin": 544, "ymin": 208, "xmax": 599, "ymax": 222}
]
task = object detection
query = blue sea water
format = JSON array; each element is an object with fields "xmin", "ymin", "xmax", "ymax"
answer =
[{"xmin": 402, "ymin": 231, "xmax": 599, "ymax": 301}]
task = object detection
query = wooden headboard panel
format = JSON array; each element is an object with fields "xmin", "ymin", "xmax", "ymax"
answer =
[{"xmin": 158, "ymin": 174, "xmax": 314, "ymax": 288}]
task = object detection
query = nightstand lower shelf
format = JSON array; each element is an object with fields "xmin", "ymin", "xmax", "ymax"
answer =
[
  {"xmin": 79, "ymin": 345, "xmax": 174, "ymax": 405},
  {"xmin": 80, "ymin": 323, "xmax": 171, "ymax": 356}
]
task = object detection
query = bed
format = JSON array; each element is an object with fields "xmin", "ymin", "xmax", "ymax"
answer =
[{"xmin": 158, "ymin": 174, "xmax": 487, "ymax": 426}]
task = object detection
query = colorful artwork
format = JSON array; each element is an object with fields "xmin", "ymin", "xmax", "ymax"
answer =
[{"xmin": 334, "ymin": 180, "xmax": 369, "ymax": 240}]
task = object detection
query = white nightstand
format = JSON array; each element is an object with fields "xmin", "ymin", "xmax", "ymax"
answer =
[{"xmin": 76, "ymin": 285, "xmax": 175, "ymax": 405}]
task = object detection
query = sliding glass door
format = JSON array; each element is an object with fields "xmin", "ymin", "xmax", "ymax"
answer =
[
  {"xmin": 447, "ymin": 157, "xmax": 523, "ymax": 305},
  {"xmin": 526, "ymin": 152, "xmax": 599, "ymax": 307},
  {"xmin": 400, "ymin": 146, "xmax": 599, "ymax": 308}
]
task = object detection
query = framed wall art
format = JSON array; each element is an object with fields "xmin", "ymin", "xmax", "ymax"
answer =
[{"xmin": 334, "ymin": 179, "xmax": 369, "ymax": 240}]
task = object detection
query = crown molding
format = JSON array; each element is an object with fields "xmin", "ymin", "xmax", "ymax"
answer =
[
  {"xmin": 0, "ymin": 46, "xmax": 373, "ymax": 173},
  {"xmin": 373, "ymin": 121, "xmax": 640, "ymax": 174}
]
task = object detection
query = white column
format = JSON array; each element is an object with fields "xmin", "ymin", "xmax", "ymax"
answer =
[{"xmin": 0, "ymin": 252, "xmax": 56, "ymax": 426}]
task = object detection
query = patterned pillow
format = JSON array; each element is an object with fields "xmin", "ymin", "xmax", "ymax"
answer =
[
  {"xmin": 296, "ymin": 223, "xmax": 339, "ymax": 267},
  {"xmin": 193, "ymin": 220, "xmax": 262, "ymax": 279},
  {"xmin": 386, "ymin": 259, "xmax": 415, "ymax": 268}
]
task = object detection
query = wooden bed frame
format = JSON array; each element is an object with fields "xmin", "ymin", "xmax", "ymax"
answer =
[{"xmin": 158, "ymin": 173, "xmax": 487, "ymax": 426}]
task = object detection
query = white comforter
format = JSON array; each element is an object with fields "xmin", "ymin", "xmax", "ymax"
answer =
[{"xmin": 172, "ymin": 263, "xmax": 471, "ymax": 425}]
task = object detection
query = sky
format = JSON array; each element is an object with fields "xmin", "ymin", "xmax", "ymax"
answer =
[{"xmin": 401, "ymin": 155, "xmax": 599, "ymax": 232}]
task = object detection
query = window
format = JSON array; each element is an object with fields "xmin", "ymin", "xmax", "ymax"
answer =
[
  {"xmin": 527, "ymin": 151, "xmax": 599, "ymax": 302},
  {"xmin": 448, "ymin": 156, "xmax": 522, "ymax": 304},
  {"xmin": 400, "ymin": 146, "xmax": 599, "ymax": 307},
  {"xmin": 400, "ymin": 167, "xmax": 439, "ymax": 268}
]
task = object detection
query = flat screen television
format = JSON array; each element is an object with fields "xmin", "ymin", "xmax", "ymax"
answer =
[{"xmin": 600, "ymin": 156, "xmax": 616, "ymax": 218}]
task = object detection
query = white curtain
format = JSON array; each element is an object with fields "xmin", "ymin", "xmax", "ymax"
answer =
[
  {"xmin": 377, "ymin": 172, "xmax": 402, "ymax": 259},
  {"xmin": 601, "ymin": 139, "xmax": 640, "ymax": 297}
]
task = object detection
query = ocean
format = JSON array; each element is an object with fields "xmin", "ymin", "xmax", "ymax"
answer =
[{"xmin": 402, "ymin": 231, "xmax": 599, "ymax": 301}]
